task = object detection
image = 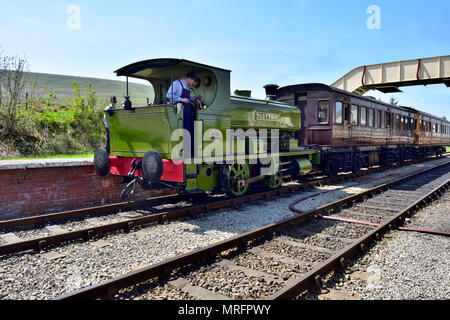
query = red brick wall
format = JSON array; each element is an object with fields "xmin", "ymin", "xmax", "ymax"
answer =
[{"xmin": 0, "ymin": 165, "xmax": 173, "ymax": 220}]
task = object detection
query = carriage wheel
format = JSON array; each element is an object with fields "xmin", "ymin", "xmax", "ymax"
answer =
[
  {"xmin": 352, "ymin": 154, "xmax": 361, "ymax": 173},
  {"xmin": 325, "ymin": 159, "xmax": 338, "ymax": 178}
]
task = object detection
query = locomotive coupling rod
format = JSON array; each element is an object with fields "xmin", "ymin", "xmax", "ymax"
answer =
[{"xmin": 244, "ymin": 175, "xmax": 267, "ymax": 185}]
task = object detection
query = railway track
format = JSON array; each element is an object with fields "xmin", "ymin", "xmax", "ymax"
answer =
[
  {"xmin": 0, "ymin": 155, "xmax": 446, "ymax": 256},
  {"xmin": 54, "ymin": 159, "xmax": 450, "ymax": 300},
  {"xmin": 0, "ymin": 156, "xmax": 445, "ymax": 257}
]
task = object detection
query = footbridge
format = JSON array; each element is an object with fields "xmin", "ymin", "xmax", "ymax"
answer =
[{"xmin": 331, "ymin": 55, "xmax": 450, "ymax": 95}]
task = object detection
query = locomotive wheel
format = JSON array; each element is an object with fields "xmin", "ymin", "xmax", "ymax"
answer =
[
  {"xmin": 94, "ymin": 148, "xmax": 110, "ymax": 177},
  {"xmin": 142, "ymin": 150, "xmax": 163, "ymax": 183},
  {"xmin": 228, "ymin": 163, "xmax": 250, "ymax": 197},
  {"xmin": 264, "ymin": 172, "xmax": 283, "ymax": 189}
]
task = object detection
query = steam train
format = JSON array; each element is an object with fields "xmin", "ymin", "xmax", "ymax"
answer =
[{"xmin": 93, "ymin": 59, "xmax": 450, "ymax": 199}]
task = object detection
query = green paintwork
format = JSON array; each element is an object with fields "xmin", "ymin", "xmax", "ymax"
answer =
[
  {"xmin": 229, "ymin": 96, "xmax": 300, "ymax": 131},
  {"xmin": 186, "ymin": 178, "xmax": 197, "ymax": 190},
  {"xmin": 108, "ymin": 107, "xmax": 173, "ymax": 158},
  {"xmin": 197, "ymin": 165, "xmax": 219, "ymax": 191},
  {"xmin": 293, "ymin": 158, "xmax": 313, "ymax": 175},
  {"xmin": 289, "ymin": 139, "xmax": 299, "ymax": 151},
  {"xmin": 186, "ymin": 164, "xmax": 197, "ymax": 175}
]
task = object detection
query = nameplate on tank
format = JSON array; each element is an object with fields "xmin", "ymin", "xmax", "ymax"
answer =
[{"xmin": 255, "ymin": 112, "xmax": 280, "ymax": 121}]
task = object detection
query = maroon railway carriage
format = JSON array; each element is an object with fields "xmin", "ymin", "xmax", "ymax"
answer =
[
  {"xmin": 402, "ymin": 106, "xmax": 450, "ymax": 147},
  {"xmin": 269, "ymin": 83, "xmax": 449, "ymax": 176}
]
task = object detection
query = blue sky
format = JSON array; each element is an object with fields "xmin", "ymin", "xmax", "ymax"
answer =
[{"xmin": 0, "ymin": 0, "xmax": 449, "ymax": 118}]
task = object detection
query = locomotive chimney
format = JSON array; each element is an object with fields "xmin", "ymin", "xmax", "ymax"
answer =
[{"xmin": 264, "ymin": 84, "xmax": 279, "ymax": 101}]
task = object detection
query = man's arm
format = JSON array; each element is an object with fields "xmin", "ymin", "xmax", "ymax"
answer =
[{"xmin": 166, "ymin": 81, "xmax": 182, "ymax": 104}]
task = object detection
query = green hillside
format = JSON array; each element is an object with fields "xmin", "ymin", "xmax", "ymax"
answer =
[{"xmin": 24, "ymin": 72, "xmax": 154, "ymax": 106}]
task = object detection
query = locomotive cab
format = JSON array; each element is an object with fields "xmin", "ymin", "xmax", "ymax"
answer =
[{"xmin": 114, "ymin": 59, "xmax": 230, "ymax": 109}]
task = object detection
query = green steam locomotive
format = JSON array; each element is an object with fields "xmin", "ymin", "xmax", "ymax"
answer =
[{"xmin": 94, "ymin": 58, "xmax": 320, "ymax": 199}]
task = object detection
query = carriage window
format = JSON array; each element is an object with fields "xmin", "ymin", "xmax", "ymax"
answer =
[
  {"xmin": 344, "ymin": 103, "xmax": 350, "ymax": 124},
  {"xmin": 318, "ymin": 101, "xmax": 329, "ymax": 123},
  {"xmin": 360, "ymin": 107, "xmax": 367, "ymax": 126},
  {"xmin": 335, "ymin": 102, "xmax": 343, "ymax": 124},
  {"xmin": 395, "ymin": 114, "xmax": 401, "ymax": 129},
  {"xmin": 368, "ymin": 108, "xmax": 374, "ymax": 128},
  {"xmin": 377, "ymin": 110, "xmax": 382, "ymax": 128},
  {"xmin": 351, "ymin": 105, "xmax": 359, "ymax": 125}
]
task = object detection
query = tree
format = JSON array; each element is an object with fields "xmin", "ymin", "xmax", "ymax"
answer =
[
  {"xmin": 389, "ymin": 97, "xmax": 399, "ymax": 106},
  {"xmin": 0, "ymin": 51, "xmax": 29, "ymax": 137}
]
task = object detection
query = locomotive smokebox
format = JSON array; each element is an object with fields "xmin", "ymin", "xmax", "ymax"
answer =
[{"xmin": 264, "ymin": 84, "xmax": 279, "ymax": 101}]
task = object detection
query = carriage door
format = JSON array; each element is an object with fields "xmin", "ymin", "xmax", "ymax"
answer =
[
  {"xmin": 386, "ymin": 111, "xmax": 393, "ymax": 143},
  {"xmin": 343, "ymin": 103, "xmax": 350, "ymax": 144}
]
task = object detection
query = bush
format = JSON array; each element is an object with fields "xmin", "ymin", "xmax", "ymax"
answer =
[{"xmin": 0, "ymin": 51, "xmax": 109, "ymax": 158}]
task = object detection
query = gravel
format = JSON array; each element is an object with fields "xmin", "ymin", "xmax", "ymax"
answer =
[
  {"xmin": 0, "ymin": 157, "xmax": 448, "ymax": 300},
  {"xmin": 301, "ymin": 190, "xmax": 450, "ymax": 300}
]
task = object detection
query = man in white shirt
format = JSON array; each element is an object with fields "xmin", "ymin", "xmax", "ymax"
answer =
[
  {"xmin": 104, "ymin": 96, "xmax": 117, "ymax": 154},
  {"xmin": 166, "ymin": 73, "xmax": 201, "ymax": 159}
]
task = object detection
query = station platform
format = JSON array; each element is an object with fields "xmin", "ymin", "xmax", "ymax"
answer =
[
  {"xmin": 0, "ymin": 157, "xmax": 171, "ymax": 221},
  {"xmin": 0, "ymin": 158, "xmax": 93, "ymax": 170}
]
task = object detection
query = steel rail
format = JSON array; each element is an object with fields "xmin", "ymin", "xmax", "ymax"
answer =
[
  {"xmin": 0, "ymin": 161, "xmax": 403, "ymax": 256},
  {"xmin": 269, "ymin": 179, "xmax": 450, "ymax": 300},
  {"xmin": 0, "ymin": 193, "xmax": 179, "ymax": 230},
  {"xmin": 53, "ymin": 160, "xmax": 450, "ymax": 300},
  {"xmin": 4, "ymin": 155, "xmax": 445, "ymax": 232}
]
